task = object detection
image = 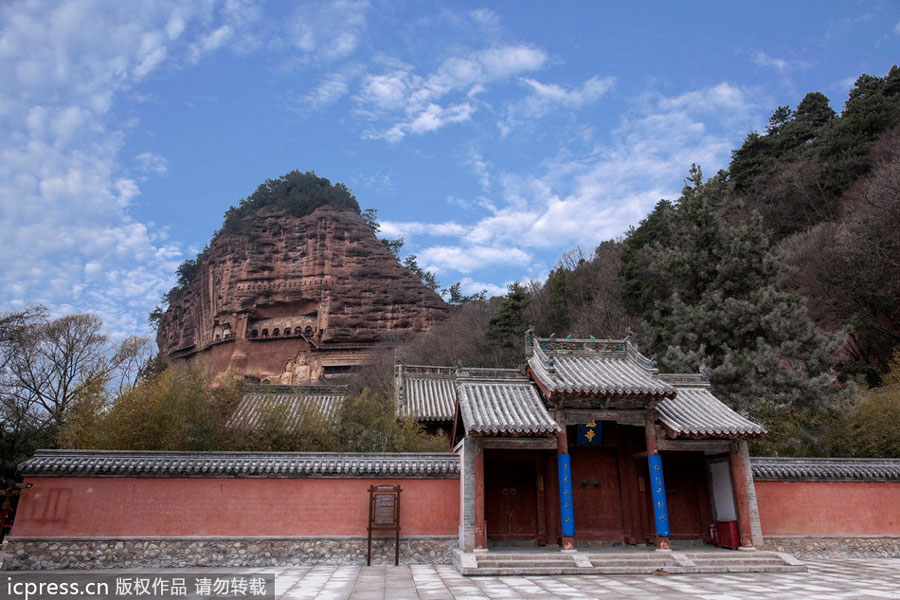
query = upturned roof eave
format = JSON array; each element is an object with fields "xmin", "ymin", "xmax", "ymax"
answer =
[{"xmin": 661, "ymin": 423, "xmax": 767, "ymax": 440}]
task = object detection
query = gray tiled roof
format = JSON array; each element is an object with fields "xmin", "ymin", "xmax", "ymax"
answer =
[
  {"xmin": 18, "ymin": 450, "xmax": 459, "ymax": 478},
  {"xmin": 228, "ymin": 387, "xmax": 345, "ymax": 430},
  {"xmin": 656, "ymin": 375, "xmax": 766, "ymax": 439},
  {"xmin": 751, "ymin": 457, "xmax": 900, "ymax": 481},
  {"xmin": 395, "ymin": 365, "xmax": 457, "ymax": 421},
  {"xmin": 458, "ymin": 381, "xmax": 559, "ymax": 436},
  {"xmin": 394, "ymin": 365, "xmax": 526, "ymax": 422},
  {"xmin": 528, "ymin": 338, "xmax": 674, "ymax": 398}
]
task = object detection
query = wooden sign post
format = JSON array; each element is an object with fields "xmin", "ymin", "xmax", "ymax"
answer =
[{"xmin": 367, "ymin": 484, "xmax": 402, "ymax": 566}]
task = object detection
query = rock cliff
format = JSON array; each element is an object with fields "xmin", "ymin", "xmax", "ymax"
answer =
[{"xmin": 156, "ymin": 203, "xmax": 448, "ymax": 383}]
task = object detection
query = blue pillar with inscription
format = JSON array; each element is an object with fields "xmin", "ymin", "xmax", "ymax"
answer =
[
  {"xmin": 648, "ymin": 454, "xmax": 670, "ymax": 538},
  {"xmin": 557, "ymin": 453, "xmax": 575, "ymax": 538}
]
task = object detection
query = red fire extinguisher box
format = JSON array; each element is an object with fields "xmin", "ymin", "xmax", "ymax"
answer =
[{"xmin": 715, "ymin": 520, "xmax": 739, "ymax": 550}]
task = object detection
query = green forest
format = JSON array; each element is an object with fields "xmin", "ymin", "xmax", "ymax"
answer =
[{"xmin": 3, "ymin": 66, "xmax": 899, "ymax": 485}]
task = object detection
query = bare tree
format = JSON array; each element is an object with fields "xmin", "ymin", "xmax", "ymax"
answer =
[
  {"xmin": 0, "ymin": 307, "xmax": 47, "ymax": 371},
  {"xmin": 1, "ymin": 310, "xmax": 153, "ymax": 477},
  {"xmin": 528, "ymin": 241, "xmax": 634, "ymax": 339},
  {"xmin": 6, "ymin": 314, "xmax": 113, "ymax": 428},
  {"xmin": 782, "ymin": 125, "xmax": 900, "ymax": 381},
  {"xmin": 568, "ymin": 241, "xmax": 634, "ymax": 338}
]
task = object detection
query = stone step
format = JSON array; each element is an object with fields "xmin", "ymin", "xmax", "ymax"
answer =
[
  {"xmin": 685, "ymin": 551, "xmax": 784, "ymax": 557},
  {"xmin": 463, "ymin": 566, "xmax": 677, "ymax": 576},
  {"xmin": 584, "ymin": 554, "xmax": 678, "ymax": 561},
  {"xmin": 687, "ymin": 556, "xmax": 790, "ymax": 564},
  {"xmin": 452, "ymin": 547, "xmax": 807, "ymax": 576},
  {"xmin": 476, "ymin": 554, "xmax": 576, "ymax": 561},
  {"xmin": 588, "ymin": 559, "xmax": 677, "ymax": 567},
  {"xmin": 681, "ymin": 565, "xmax": 807, "ymax": 574},
  {"xmin": 590, "ymin": 566, "xmax": 680, "ymax": 574},
  {"xmin": 692, "ymin": 561, "xmax": 792, "ymax": 568},
  {"xmin": 476, "ymin": 559, "xmax": 576, "ymax": 568}
]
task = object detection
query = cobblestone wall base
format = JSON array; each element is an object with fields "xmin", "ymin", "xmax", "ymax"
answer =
[
  {"xmin": 1, "ymin": 537, "xmax": 455, "ymax": 570},
  {"xmin": 763, "ymin": 536, "xmax": 900, "ymax": 558}
]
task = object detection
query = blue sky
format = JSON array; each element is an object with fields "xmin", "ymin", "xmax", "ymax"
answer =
[{"xmin": 1, "ymin": 1, "xmax": 898, "ymax": 340}]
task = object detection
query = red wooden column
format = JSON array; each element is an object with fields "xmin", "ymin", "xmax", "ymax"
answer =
[
  {"xmin": 555, "ymin": 410, "xmax": 576, "ymax": 551},
  {"xmin": 536, "ymin": 454, "xmax": 548, "ymax": 545},
  {"xmin": 729, "ymin": 441, "xmax": 756, "ymax": 550},
  {"xmin": 474, "ymin": 439, "xmax": 487, "ymax": 550},
  {"xmin": 645, "ymin": 412, "xmax": 671, "ymax": 551}
]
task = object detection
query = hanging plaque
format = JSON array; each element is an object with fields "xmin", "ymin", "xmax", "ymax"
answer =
[{"xmin": 576, "ymin": 421, "xmax": 603, "ymax": 445}]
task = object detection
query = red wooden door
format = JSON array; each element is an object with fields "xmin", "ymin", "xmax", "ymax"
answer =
[
  {"xmin": 661, "ymin": 453, "xmax": 711, "ymax": 539},
  {"xmin": 571, "ymin": 447, "xmax": 625, "ymax": 540},
  {"xmin": 484, "ymin": 459, "xmax": 538, "ymax": 540}
]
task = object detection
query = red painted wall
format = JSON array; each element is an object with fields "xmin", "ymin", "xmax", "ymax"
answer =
[
  {"xmin": 15, "ymin": 475, "xmax": 900, "ymax": 540},
  {"xmin": 12, "ymin": 477, "xmax": 459, "ymax": 538},
  {"xmin": 755, "ymin": 481, "xmax": 900, "ymax": 536}
]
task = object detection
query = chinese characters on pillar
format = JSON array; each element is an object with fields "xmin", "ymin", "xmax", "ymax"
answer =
[
  {"xmin": 647, "ymin": 454, "xmax": 670, "ymax": 537},
  {"xmin": 557, "ymin": 454, "xmax": 575, "ymax": 537}
]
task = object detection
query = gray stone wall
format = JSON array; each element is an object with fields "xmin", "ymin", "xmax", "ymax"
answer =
[
  {"xmin": 2, "ymin": 537, "xmax": 455, "ymax": 570},
  {"xmin": 763, "ymin": 537, "xmax": 900, "ymax": 559},
  {"xmin": 458, "ymin": 438, "xmax": 475, "ymax": 552}
]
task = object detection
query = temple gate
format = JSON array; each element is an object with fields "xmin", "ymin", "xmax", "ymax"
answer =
[{"xmin": 450, "ymin": 334, "xmax": 767, "ymax": 553}]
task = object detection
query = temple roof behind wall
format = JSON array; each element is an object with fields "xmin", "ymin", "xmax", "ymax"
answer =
[
  {"xmin": 527, "ymin": 338, "xmax": 675, "ymax": 399},
  {"xmin": 394, "ymin": 364, "xmax": 524, "ymax": 423},
  {"xmin": 228, "ymin": 385, "xmax": 346, "ymax": 430},
  {"xmin": 395, "ymin": 365, "xmax": 457, "ymax": 422}
]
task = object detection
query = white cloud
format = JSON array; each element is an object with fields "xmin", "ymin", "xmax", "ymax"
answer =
[
  {"xmin": 288, "ymin": 0, "xmax": 369, "ymax": 62},
  {"xmin": 302, "ymin": 72, "xmax": 353, "ymax": 111},
  {"xmin": 358, "ymin": 44, "xmax": 548, "ymax": 140},
  {"xmin": 475, "ymin": 46, "xmax": 547, "ymax": 79},
  {"xmin": 501, "ymin": 75, "xmax": 615, "ymax": 134},
  {"xmin": 455, "ymin": 276, "xmax": 506, "ymax": 298},
  {"xmin": 753, "ymin": 51, "xmax": 788, "ymax": 73},
  {"xmin": 188, "ymin": 25, "xmax": 235, "ymax": 64},
  {"xmin": 359, "ymin": 70, "xmax": 412, "ymax": 110},
  {"xmin": 751, "ymin": 51, "xmax": 807, "ymax": 75},
  {"xmin": 465, "ymin": 149, "xmax": 491, "ymax": 191},
  {"xmin": 469, "ymin": 9, "xmax": 500, "ymax": 29},
  {"xmin": 135, "ymin": 152, "xmax": 168, "ymax": 175},
  {"xmin": 895, "ymin": 21, "xmax": 900, "ymax": 35},
  {"xmin": 521, "ymin": 76, "xmax": 615, "ymax": 108},
  {"xmin": 0, "ymin": 0, "xmax": 251, "ymax": 337},
  {"xmin": 405, "ymin": 102, "xmax": 474, "ymax": 136},
  {"xmin": 380, "ymin": 220, "xmax": 468, "ymax": 239},
  {"xmin": 658, "ymin": 82, "xmax": 751, "ymax": 114},
  {"xmin": 418, "ymin": 245, "xmax": 531, "ymax": 274}
]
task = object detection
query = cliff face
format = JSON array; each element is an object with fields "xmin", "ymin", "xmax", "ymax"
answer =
[{"xmin": 156, "ymin": 205, "xmax": 448, "ymax": 383}]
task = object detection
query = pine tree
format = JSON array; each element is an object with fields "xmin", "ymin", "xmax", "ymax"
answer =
[
  {"xmin": 637, "ymin": 166, "xmax": 851, "ymax": 449},
  {"xmin": 486, "ymin": 283, "xmax": 531, "ymax": 365}
]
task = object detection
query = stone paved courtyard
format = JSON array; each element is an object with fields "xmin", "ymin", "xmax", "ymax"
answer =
[
  {"xmin": 267, "ymin": 559, "xmax": 900, "ymax": 599},
  {"xmin": 10, "ymin": 558, "xmax": 899, "ymax": 599},
  {"xmin": 4, "ymin": 558, "xmax": 899, "ymax": 599}
]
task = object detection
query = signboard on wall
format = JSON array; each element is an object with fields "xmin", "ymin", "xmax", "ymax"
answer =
[{"xmin": 367, "ymin": 485, "xmax": 402, "ymax": 566}]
